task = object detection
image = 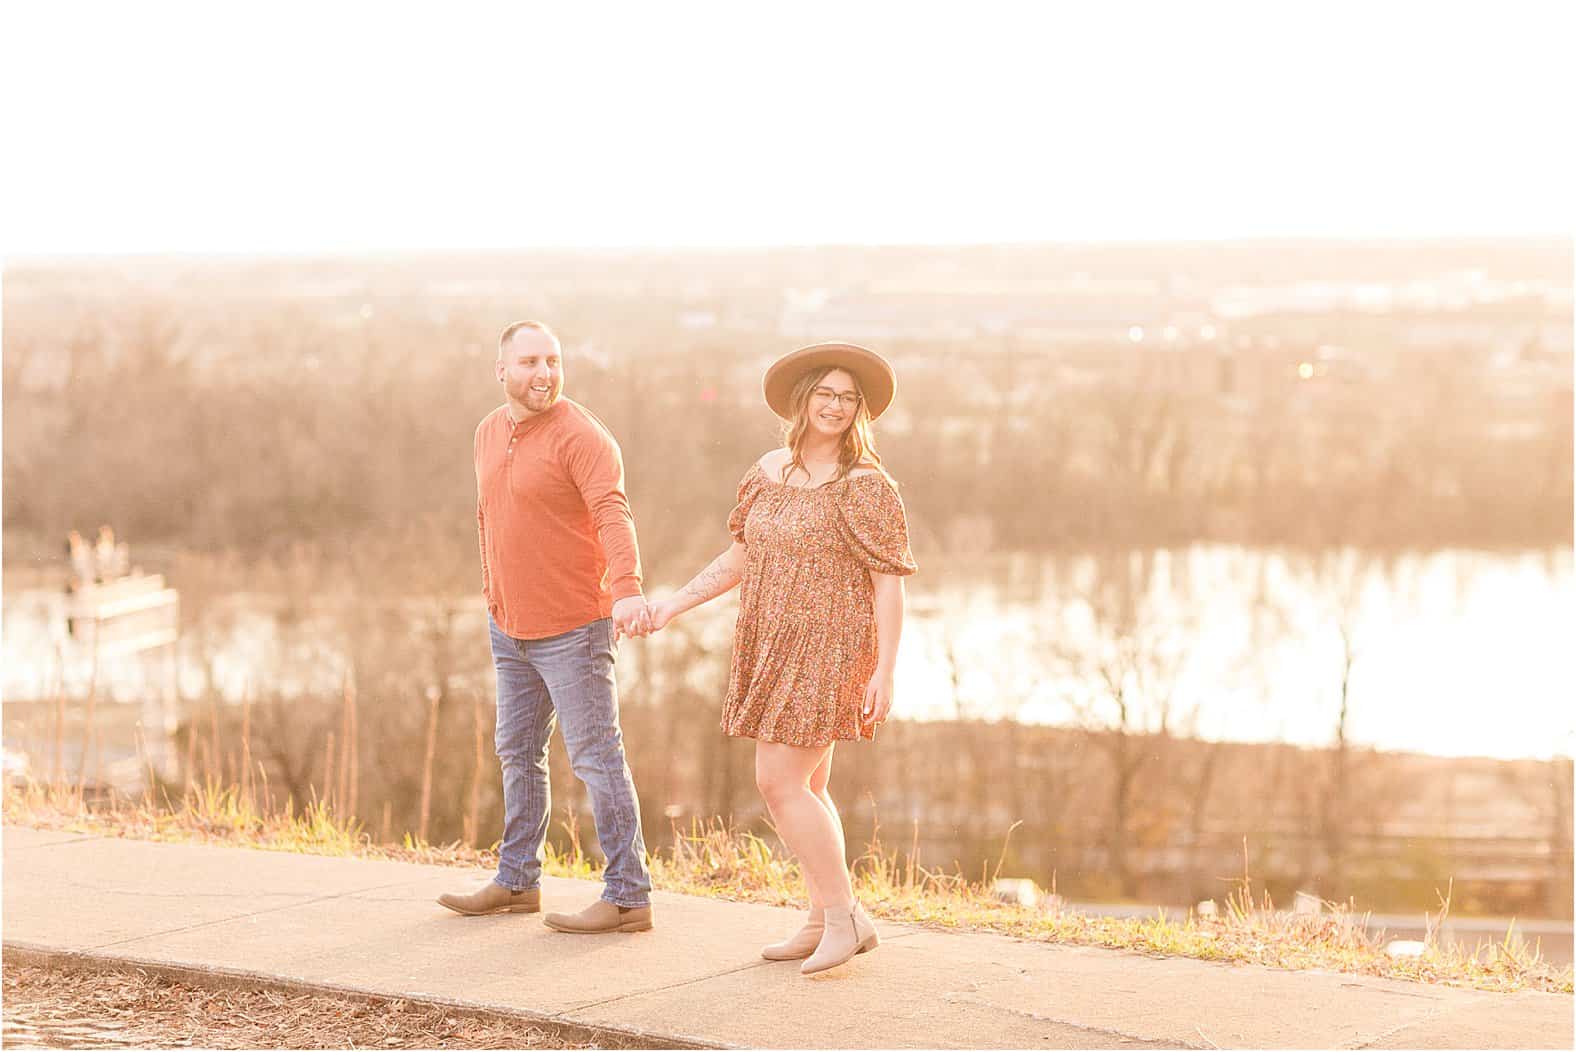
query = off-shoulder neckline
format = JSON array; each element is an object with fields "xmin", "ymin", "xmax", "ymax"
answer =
[{"xmin": 748, "ymin": 461, "xmax": 888, "ymax": 493}]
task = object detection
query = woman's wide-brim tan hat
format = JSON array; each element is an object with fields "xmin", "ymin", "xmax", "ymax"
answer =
[{"xmin": 762, "ymin": 342, "xmax": 897, "ymax": 422}]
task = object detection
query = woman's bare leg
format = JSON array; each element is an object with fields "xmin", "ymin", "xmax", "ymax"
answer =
[
  {"xmin": 808, "ymin": 747, "xmax": 848, "ymax": 877},
  {"xmin": 756, "ymin": 742, "xmax": 854, "ymax": 910},
  {"xmin": 793, "ymin": 748, "xmax": 843, "ymax": 911}
]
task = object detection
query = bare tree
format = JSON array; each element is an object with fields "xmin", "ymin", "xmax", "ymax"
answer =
[
  {"xmin": 1043, "ymin": 549, "xmax": 1197, "ymax": 898},
  {"xmin": 1279, "ymin": 547, "xmax": 1394, "ymax": 898}
]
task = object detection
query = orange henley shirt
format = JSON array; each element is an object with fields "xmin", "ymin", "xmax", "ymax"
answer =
[{"xmin": 474, "ymin": 398, "xmax": 643, "ymax": 640}]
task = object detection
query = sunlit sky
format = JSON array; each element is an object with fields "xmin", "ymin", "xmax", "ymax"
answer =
[{"xmin": 2, "ymin": 1, "xmax": 1572, "ymax": 257}]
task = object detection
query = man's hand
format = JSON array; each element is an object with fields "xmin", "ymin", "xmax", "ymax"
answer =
[{"xmin": 611, "ymin": 596, "xmax": 651, "ymax": 641}]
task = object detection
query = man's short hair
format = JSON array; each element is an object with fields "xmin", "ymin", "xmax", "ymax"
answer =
[{"xmin": 498, "ymin": 320, "xmax": 559, "ymax": 356}]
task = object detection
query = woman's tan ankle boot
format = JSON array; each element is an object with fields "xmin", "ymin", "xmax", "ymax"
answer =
[
  {"xmin": 800, "ymin": 902, "xmax": 878, "ymax": 975},
  {"xmin": 761, "ymin": 910, "xmax": 825, "ymax": 961}
]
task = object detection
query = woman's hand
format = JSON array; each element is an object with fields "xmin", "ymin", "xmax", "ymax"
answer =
[
  {"xmin": 862, "ymin": 669, "xmax": 894, "ymax": 729},
  {"xmin": 647, "ymin": 597, "xmax": 680, "ymax": 632}
]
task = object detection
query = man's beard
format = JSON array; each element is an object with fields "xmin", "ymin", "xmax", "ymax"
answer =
[{"xmin": 511, "ymin": 380, "xmax": 559, "ymax": 410}]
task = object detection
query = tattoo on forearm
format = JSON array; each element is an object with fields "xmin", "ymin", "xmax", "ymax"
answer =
[{"xmin": 679, "ymin": 554, "xmax": 741, "ymax": 604}]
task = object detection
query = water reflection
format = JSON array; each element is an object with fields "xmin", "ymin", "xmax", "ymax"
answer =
[
  {"xmin": 898, "ymin": 546, "xmax": 1575, "ymax": 760},
  {"xmin": 4, "ymin": 545, "xmax": 1572, "ymax": 761}
]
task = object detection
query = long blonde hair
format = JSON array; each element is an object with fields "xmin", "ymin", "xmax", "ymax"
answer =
[{"xmin": 779, "ymin": 366, "xmax": 889, "ymax": 486}]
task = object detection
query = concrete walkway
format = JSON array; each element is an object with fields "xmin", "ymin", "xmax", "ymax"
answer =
[{"xmin": 3, "ymin": 825, "xmax": 1571, "ymax": 1049}]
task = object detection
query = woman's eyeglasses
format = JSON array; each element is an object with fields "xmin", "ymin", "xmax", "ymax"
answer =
[{"xmin": 810, "ymin": 386, "xmax": 863, "ymax": 410}]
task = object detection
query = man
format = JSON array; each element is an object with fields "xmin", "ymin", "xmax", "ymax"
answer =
[{"xmin": 438, "ymin": 320, "xmax": 654, "ymax": 933}]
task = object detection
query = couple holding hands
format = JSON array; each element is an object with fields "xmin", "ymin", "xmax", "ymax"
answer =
[{"xmin": 439, "ymin": 321, "xmax": 916, "ymax": 977}]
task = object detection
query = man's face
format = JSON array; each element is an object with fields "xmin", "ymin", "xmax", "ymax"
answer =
[{"xmin": 496, "ymin": 330, "xmax": 564, "ymax": 415}]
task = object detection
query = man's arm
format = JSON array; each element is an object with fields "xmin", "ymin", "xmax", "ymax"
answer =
[
  {"xmin": 474, "ymin": 423, "xmax": 492, "ymax": 605},
  {"xmin": 562, "ymin": 421, "xmax": 645, "ymax": 632}
]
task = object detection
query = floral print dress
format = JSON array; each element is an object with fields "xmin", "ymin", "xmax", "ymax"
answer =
[{"xmin": 720, "ymin": 463, "xmax": 918, "ymax": 747}]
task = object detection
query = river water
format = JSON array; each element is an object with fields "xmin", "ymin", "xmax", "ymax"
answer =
[
  {"xmin": 894, "ymin": 545, "xmax": 1575, "ymax": 760},
  {"xmin": 4, "ymin": 545, "xmax": 1572, "ymax": 762}
]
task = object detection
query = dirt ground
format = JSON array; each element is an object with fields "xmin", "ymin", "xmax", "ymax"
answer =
[{"xmin": 1, "ymin": 957, "xmax": 593, "ymax": 1050}]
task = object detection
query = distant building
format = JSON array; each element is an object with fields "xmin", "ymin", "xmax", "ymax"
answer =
[{"xmin": 778, "ymin": 288, "xmax": 1208, "ymax": 348}]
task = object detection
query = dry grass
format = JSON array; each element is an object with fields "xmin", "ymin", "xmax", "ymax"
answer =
[
  {"xmin": 5, "ymin": 778, "xmax": 1570, "ymax": 996},
  {"xmin": 1, "ymin": 957, "xmax": 589, "ymax": 1050}
]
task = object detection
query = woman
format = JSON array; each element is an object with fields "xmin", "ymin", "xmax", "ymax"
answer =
[{"xmin": 647, "ymin": 342, "xmax": 917, "ymax": 975}]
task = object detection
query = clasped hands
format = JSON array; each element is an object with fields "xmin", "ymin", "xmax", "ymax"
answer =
[
  {"xmin": 611, "ymin": 595, "xmax": 895, "ymax": 727},
  {"xmin": 610, "ymin": 595, "xmax": 679, "ymax": 641}
]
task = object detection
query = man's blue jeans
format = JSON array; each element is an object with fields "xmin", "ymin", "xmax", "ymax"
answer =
[{"xmin": 488, "ymin": 615, "xmax": 651, "ymax": 908}]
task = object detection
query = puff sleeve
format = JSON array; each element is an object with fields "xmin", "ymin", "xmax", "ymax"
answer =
[
  {"xmin": 727, "ymin": 465, "xmax": 769, "ymax": 543},
  {"xmin": 836, "ymin": 473, "xmax": 918, "ymax": 575}
]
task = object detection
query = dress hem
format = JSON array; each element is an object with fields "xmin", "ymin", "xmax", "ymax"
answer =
[{"xmin": 720, "ymin": 723, "xmax": 874, "ymax": 747}]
